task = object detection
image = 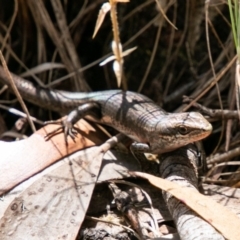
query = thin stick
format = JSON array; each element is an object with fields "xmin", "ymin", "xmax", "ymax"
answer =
[
  {"xmin": 183, "ymin": 55, "xmax": 237, "ymax": 112},
  {"xmin": 0, "ymin": 51, "xmax": 36, "ymax": 132}
]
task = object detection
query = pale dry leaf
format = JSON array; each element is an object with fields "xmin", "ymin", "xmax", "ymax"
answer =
[
  {"xmin": 92, "ymin": 2, "xmax": 111, "ymax": 39},
  {"xmin": 97, "ymin": 150, "xmax": 140, "ymax": 182},
  {"xmin": 132, "ymin": 171, "xmax": 240, "ymax": 240},
  {"xmin": 20, "ymin": 63, "xmax": 65, "ymax": 77},
  {"xmin": 99, "ymin": 46, "xmax": 137, "ymax": 66},
  {"xmin": 203, "ymin": 184, "xmax": 240, "ymax": 215},
  {"xmin": 99, "ymin": 55, "xmax": 116, "ymax": 66},
  {"xmin": 0, "ymin": 150, "xmax": 140, "ymax": 221},
  {"xmin": 0, "ymin": 147, "xmax": 104, "ymax": 240},
  {"xmin": 111, "ymin": 41, "xmax": 123, "ymax": 86},
  {"xmin": 113, "ymin": 60, "xmax": 122, "ymax": 87},
  {"xmin": 0, "ymin": 134, "xmax": 132, "ymax": 239},
  {"xmin": 121, "ymin": 46, "xmax": 137, "ymax": 57}
]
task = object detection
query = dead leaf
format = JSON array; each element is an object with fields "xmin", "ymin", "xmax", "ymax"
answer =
[
  {"xmin": 0, "ymin": 144, "xmax": 107, "ymax": 239},
  {"xmin": 99, "ymin": 46, "xmax": 137, "ymax": 66},
  {"xmin": 132, "ymin": 171, "xmax": 240, "ymax": 240},
  {"xmin": 92, "ymin": 3, "xmax": 111, "ymax": 38},
  {"xmin": 0, "ymin": 118, "xmax": 106, "ymax": 195}
]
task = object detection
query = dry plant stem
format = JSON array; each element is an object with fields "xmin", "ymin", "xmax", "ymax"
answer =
[
  {"xmin": 70, "ymin": 0, "xmax": 106, "ymax": 30},
  {"xmin": 187, "ymin": 1, "xmax": 204, "ymax": 52},
  {"xmin": 206, "ymin": 0, "xmax": 230, "ymax": 60},
  {"xmin": 34, "ymin": 11, "xmax": 47, "ymax": 68},
  {"xmin": 1, "ymin": 0, "xmax": 18, "ymax": 52},
  {"xmin": 50, "ymin": 0, "xmax": 84, "ymax": 90},
  {"xmin": 205, "ymin": 0, "xmax": 223, "ymax": 113},
  {"xmin": 207, "ymin": 146, "xmax": 240, "ymax": 167},
  {"xmin": 139, "ymin": 0, "xmax": 177, "ymax": 93},
  {"xmin": 85, "ymin": 216, "xmax": 141, "ymax": 240},
  {"xmin": 225, "ymin": 118, "xmax": 233, "ymax": 150},
  {"xmin": 0, "ymin": 104, "xmax": 43, "ymax": 125},
  {"xmin": 110, "ymin": 0, "xmax": 121, "ymax": 54},
  {"xmin": 0, "ymin": 3, "xmax": 45, "ymax": 78},
  {"xmin": 123, "ymin": 15, "xmax": 159, "ymax": 48},
  {"xmin": 0, "ymin": 84, "xmax": 8, "ymax": 95},
  {"xmin": 46, "ymin": 52, "xmax": 111, "ymax": 88},
  {"xmin": 208, "ymin": 19, "xmax": 230, "ymax": 61},
  {"xmin": 214, "ymin": 5, "xmax": 231, "ymax": 28},
  {"xmin": 193, "ymin": 35, "xmax": 232, "ymax": 92},
  {"xmin": 28, "ymin": 0, "xmax": 89, "ymax": 91},
  {"xmin": 164, "ymin": 73, "xmax": 173, "ymax": 102},
  {"xmin": 0, "ymin": 52, "xmax": 36, "ymax": 133},
  {"xmin": 163, "ymin": 3, "xmax": 177, "ymax": 98},
  {"xmin": 183, "ymin": 96, "xmax": 239, "ymax": 119},
  {"xmin": 159, "ymin": 0, "xmax": 189, "ymax": 82},
  {"xmin": 109, "ymin": 0, "xmax": 126, "ymax": 89},
  {"xmin": 155, "ymin": 0, "xmax": 177, "ymax": 30},
  {"xmin": 204, "ymin": 161, "xmax": 240, "ymax": 183},
  {"xmin": 159, "ymin": 144, "xmax": 224, "ymax": 240},
  {"xmin": 109, "ymin": 183, "xmax": 145, "ymax": 240},
  {"xmin": 186, "ymin": 42, "xmax": 198, "ymax": 80},
  {"xmin": 203, "ymin": 178, "xmax": 239, "ymax": 184},
  {"xmin": 235, "ymin": 60, "xmax": 240, "ymax": 120},
  {"xmin": 69, "ymin": 0, "xmax": 88, "ymax": 29},
  {"xmin": 205, "ymin": 0, "xmax": 225, "ymax": 155},
  {"xmin": 0, "ymin": 35, "xmax": 44, "ymax": 86},
  {"xmin": 9, "ymin": 4, "xmax": 47, "ymax": 85},
  {"xmin": 183, "ymin": 55, "xmax": 237, "ymax": 112},
  {"xmin": 225, "ymin": 81, "xmax": 236, "ymax": 152},
  {"xmin": 225, "ymin": 77, "xmax": 236, "ymax": 151},
  {"xmin": 138, "ymin": 15, "xmax": 162, "ymax": 92},
  {"xmin": 123, "ymin": 0, "xmax": 154, "ymax": 21},
  {"xmin": 208, "ymin": 164, "xmax": 240, "ymax": 185},
  {"xmin": 165, "ymin": 82, "xmax": 193, "ymax": 104},
  {"xmin": 111, "ymin": 179, "xmax": 159, "ymax": 235}
]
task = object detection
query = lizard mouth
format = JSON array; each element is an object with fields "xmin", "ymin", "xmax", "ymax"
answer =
[
  {"xmin": 201, "ymin": 122, "xmax": 213, "ymax": 138},
  {"xmin": 185, "ymin": 123, "xmax": 212, "ymax": 144}
]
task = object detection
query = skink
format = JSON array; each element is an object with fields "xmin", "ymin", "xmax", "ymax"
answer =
[{"xmin": 0, "ymin": 66, "xmax": 212, "ymax": 154}]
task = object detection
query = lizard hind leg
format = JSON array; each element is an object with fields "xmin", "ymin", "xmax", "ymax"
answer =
[{"xmin": 44, "ymin": 102, "xmax": 100, "ymax": 144}]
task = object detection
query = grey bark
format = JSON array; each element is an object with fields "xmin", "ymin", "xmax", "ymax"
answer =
[{"xmin": 159, "ymin": 144, "xmax": 224, "ymax": 240}]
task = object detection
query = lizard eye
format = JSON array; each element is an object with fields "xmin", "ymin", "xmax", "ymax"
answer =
[{"xmin": 178, "ymin": 126, "xmax": 189, "ymax": 135}]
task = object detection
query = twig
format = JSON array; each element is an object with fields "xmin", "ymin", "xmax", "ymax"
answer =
[
  {"xmin": 0, "ymin": 51, "xmax": 36, "ymax": 132},
  {"xmin": 85, "ymin": 215, "xmax": 142, "ymax": 240},
  {"xmin": 138, "ymin": 14, "xmax": 162, "ymax": 92},
  {"xmin": 183, "ymin": 96, "xmax": 239, "ymax": 119},
  {"xmin": 1, "ymin": 0, "xmax": 18, "ymax": 52},
  {"xmin": 0, "ymin": 104, "xmax": 44, "ymax": 125},
  {"xmin": 207, "ymin": 147, "xmax": 240, "ymax": 167},
  {"xmin": 50, "ymin": 0, "xmax": 85, "ymax": 91},
  {"xmin": 182, "ymin": 55, "xmax": 237, "ymax": 112},
  {"xmin": 205, "ymin": 0, "xmax": 224, "ymax": 154}
]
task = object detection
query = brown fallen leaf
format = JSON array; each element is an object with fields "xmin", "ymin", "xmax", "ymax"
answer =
[
  {"xmin": 0, "ymin": 134, "xmax": 124, "ymax": 240},
  {"xmin": 0, "ymin": 118, "xmax": 107, "ymax": 195},
  {"xmin": 132, "ymin": 171, "xmax": 240, "ymax": 240}
]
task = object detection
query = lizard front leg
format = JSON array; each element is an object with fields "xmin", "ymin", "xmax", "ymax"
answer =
[
  {"xmin": 45, "ymin": 102, "xmax": 99, "ymax": 143},
  {"xmin": 130, "ymin": 142, "xmax": 152, "ymax": 153}
]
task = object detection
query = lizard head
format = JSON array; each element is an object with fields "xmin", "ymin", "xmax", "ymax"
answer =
[{"xmin": 149, "ymin": 112, "xmax": 212, "ymax": 154}]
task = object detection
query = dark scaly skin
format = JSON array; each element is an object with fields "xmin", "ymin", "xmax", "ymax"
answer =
[{"xmin": 0, "ymin": 66, "xmax": 212, "ymax": 153}]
